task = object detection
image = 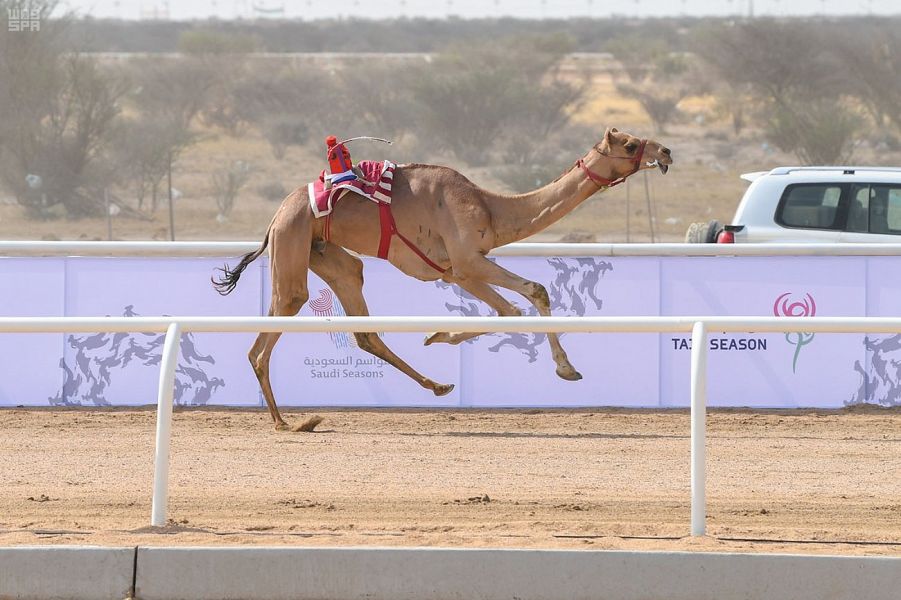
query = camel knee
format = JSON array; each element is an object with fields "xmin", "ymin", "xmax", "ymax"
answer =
[
  {"xmin": 248, "ymin": 350, "xmax": 266, "ymax": 377},
  {"xmin": 272, "ymin": 288, "xmax": 308, "ymax": 316},
  {"xmin": 354, "ymin": 332, "xmax": 381, "ymax": 354},
  {"xmin": 498, "ymin": 304, "xmax": 523, "ymax": 317},
  {"xmin": 291, "ymin": 288, "xmax": 309, "ymax": 312},
  {"xmin": 527, "ymin": 282, "xmax": 550, "ymax": 311}
]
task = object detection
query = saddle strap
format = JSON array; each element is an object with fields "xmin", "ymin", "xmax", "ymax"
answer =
[
  {"xmin": 378, "ymin": 203, "xmax": 446, "ymax": 274},
  {"xmin": 322, "ymin": 203, "xmax": 446, "ymax": 274}
]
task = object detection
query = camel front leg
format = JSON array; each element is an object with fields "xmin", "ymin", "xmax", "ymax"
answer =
[
  {"xmin": 310, "ymin": 244, "xmax": 455, "ymax": 396},
  {"xmin": 452, "ymin": 256, "xmax": 582, "ymax": 381},
  {"xmin": 424, "ymin": 277, "xmax": 521, "ymax": 346}
]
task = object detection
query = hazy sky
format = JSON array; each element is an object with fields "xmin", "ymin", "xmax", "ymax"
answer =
[{"xmin": 60, "ymin": 0, "xmax": 900, "ymax": 21}]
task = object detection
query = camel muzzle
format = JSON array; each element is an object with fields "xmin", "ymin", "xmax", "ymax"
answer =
[{"xmin": 646, "ymin": 159, "xmax": 669, "ymax": 174}]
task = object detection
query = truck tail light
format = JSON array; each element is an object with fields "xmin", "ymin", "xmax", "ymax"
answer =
[
  {"xmin": 717, "ymin": 229, "xmax": 735, "ymax": 243},
  {"xmin": 718, "ymin": 224, "xmax": 744, "ymax": 243}
]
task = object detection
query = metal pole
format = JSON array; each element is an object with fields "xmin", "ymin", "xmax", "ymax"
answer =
[
  {"xmin": 690, "ymin": 320, "xmax": 708, "ymax": 536},
  {"xmin": 643, "ymin": 171, "xmax": 656, "ymax": 243},
  {"xmin": 167, "ymin": 151, "xmax": 175, "ymax": 242},
  {"xmin": 151, "ymin": 321, "xmax": 181, "ymax": 527},
  {"xmin": 625, "ymin": 179, "xmax": 631, "ymax": 243},
  {"xmin": 104, "ymin": 189, "xmax": 112, "ymax": 241}
]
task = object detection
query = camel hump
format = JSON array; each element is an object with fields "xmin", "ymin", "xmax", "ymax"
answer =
[{"xmin": 397, "ymin": 162, "xmax": 479, "ymax": 189}]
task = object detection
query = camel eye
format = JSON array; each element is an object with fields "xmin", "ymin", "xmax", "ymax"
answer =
[{"xmin": 625, "ymin": 142, "xmax": 637, "ymax": 153}]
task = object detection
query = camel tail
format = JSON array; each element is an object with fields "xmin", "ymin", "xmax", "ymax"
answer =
[{"xmin": 212, "ymin": 230, "xmax": 270, "ymax": 296}]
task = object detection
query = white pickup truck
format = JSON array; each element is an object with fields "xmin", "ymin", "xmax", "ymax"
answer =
[{"xmin": 685, "ymin": 166, "xmax": 901, "ymax": 243}]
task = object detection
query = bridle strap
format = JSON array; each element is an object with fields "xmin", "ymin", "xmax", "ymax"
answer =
[{"xmin": 578, "ymin": 138, "xmax": 647, "ymax": 189}]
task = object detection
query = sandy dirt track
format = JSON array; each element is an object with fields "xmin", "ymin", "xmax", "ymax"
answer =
[{"xmin": 0, "ymin": 407, "xmax": 899, "ymax": 555}]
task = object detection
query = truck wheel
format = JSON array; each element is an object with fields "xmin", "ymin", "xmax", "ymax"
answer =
[
  {"xmin": 704, "ymin": 219, "xmax": 722, "ymax": 243},
  {"xmin": 684, "ymin": 220, "xmax": 722, "ymax": 243}
]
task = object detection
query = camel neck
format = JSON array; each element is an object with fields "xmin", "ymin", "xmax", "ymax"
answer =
[{"xmin": 487, "ymin": 155, "xmax": 611, "ymax": 247}]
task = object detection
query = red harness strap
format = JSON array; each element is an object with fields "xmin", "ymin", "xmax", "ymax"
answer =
[
  {"xmin": 577, "ymin": 139, "xmax": 647, "ymax": 189},
  {"xmin": 322, "ymin": 202, "xmax": 446, "ymax": 274},
  {"xmin": 377, "ymin": 202, "xmax": 446, "ymax": 273}
]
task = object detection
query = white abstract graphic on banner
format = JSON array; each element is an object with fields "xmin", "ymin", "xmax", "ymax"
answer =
[
  {"xmin": 433, "ymin": 256, "xmax": 660, "ymax": 407},
  {"xmin": 850, "ymin": 335, "xmax": 901, "ymax": 406},
  {"xmin": 52, "ymin": 305, "xmax": 225, "ymax": 406},
  {"xmin": 3, "ymin": 253, "xmax": 900, "ymax": 408},
  {"xmin": 434, "ymin": 257, "xmax": 613, "ymax": 363}
]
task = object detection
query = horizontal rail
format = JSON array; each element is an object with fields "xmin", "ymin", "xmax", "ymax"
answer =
[
  {"xmin": 3, "ymin": 314, "xmax": 895, "ymax": 534},
  {"xmin": 2, "ymin": 315, "xmax": 901, "ymax": 334},
  {"xmin": 4, "ymin": 240, "xmax": 901, "ymax": 257}
]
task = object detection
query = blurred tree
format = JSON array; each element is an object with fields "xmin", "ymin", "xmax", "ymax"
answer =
[
  {"xmin": 111, "ymin": 113, "xmax": 194, "ymax": 213},
  {"xmin": 227, "ymin": 65, "xmax": 337, "ymax": 159},
  {"xmin": 495, "ymin": 124, "xmax": 598, "ymax": 193},
  {"xmin": 177, "ymin": 28, "xmax": 258, "ymax": 55},
  {"xmin": 0, "ymin": 1, "xmax": 129, "ymax": 217},
  {"xmin": 337, "ymin": 61, "xmax": 421, "ymax": 144},
  {"xmin": 116, "ymin": 56, "xmax": 220, "ymax": 212},
  {"xmin": 212, "ymin": 160, "xmax": 253, "ymax": 220},
  {"xmin": 694, "ymin": 20, "xmax": 863, "ymax": 164},
  {"xmin": 130, "ymin": 57, "xmax": 219, "ymax": 131},
  {"xmin": 411, "ymin": 34, "xmax": 584, "ymax": 164},
  {"xmin": 834, "ymin": 28, "xmax": 901, "ymax": 133},
  {"xmin": 178, "ymin": 29, "xmax": 257, "ymax": 134},
  {"xmin": 609, "ymin": 34, "xmax": 699, "ymax": 134},
  {"xmin": 764, "ymin": 98, "xmax": 863, "ymax": 166}
]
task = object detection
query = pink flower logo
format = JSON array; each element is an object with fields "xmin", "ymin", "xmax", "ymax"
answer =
[
  {"xmin": 773, "ymin": 292, "xmax": 816, "ymax": 373},
  {"xmin": 773, "ymin": 292, "xmax": 817, "ymax": 318}
]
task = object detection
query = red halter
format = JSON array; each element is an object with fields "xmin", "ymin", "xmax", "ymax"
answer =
[{"xmin": 576, "ymin": 138, "xmax": 647, "ymax": 189}]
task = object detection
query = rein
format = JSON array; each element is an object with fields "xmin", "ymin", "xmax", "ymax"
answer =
[{"xmin": 576, "ymin": 138, "xmax": 647, "ymax": 189}]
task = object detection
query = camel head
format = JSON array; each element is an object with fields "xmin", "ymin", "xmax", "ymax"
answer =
[{"xmin": 590, "ymin": 127, "xmax": 673, "ymax": 180}]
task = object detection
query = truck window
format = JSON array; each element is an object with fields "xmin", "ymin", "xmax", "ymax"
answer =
[
  {"xmin": 847, "ymin": 185, "xmax": 870, "ymax": 232},
  {"xmin": 870, "ymin": 186, "xmax": 901, "ymax": 235},
  {"xmin": 777, "ymin": 184, "xmax": 843, "ymax": 230}
]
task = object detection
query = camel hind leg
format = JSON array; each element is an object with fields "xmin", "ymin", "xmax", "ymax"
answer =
[
  {"xmin": 310, "ymin": 243, "xmax": 454, "ymax": 396},
  {"xmin": 249, "ymin": 212, "xmax": 323, "ymax": 432},
  {"xmin": 424, "ymin": 277, "xmax": 522, "ymax": 345},
  {"xmin": 449, "ymin": 255, "xmax": 582, "ymax": 381}
]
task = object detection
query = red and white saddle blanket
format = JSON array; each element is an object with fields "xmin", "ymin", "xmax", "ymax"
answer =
[
  {"xmin": 306, "ymin": 159, "xmax": 445, "ymax": 273},
  {"xmin": 308, "ymin": 160, "xmax": 395, "ymax": 218}
]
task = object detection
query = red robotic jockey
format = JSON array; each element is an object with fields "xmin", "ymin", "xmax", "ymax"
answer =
[{"xmin": 325, "ymin": 135, "xmax": 357, "ymax": 185}]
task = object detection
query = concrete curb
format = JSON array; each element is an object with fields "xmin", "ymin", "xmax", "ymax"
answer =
[
  {"xmin": 0, "ymin": 546, "xmax": 134, "ymax": 600},
  {"xmin": 2, "ymin": 546, "xmax": 899, "ymax": 600},
  {"xmin": 135, "ymin": 547, "xmax": 901, "ymax": 600}
]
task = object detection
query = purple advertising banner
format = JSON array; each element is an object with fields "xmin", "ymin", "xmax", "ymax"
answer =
[
  {"xmin": 447, "ymin": 257, "xmax": 661, "ymax": 407},
  {"xmin": 265, "ymin": 258, "xmax": 462, "ymax": 407},
  {"xmin": 659, "ymin": 257, "xmax": 866, "ymax": 408},
  {"xmin": 1, "ymin": 254, "xmax": 899, "ymax": 408},
  {"xmin": 0, "ymin": 258, "xmax": 65, "ymax": 406},
  {"xmin": 861, "ymin": 257, "xmax": 901, "ymax": 406}
]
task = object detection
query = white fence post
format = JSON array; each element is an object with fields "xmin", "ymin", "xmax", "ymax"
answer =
[
  {"xmin": 151, "ymin": 321, "xmax": 182, "ymax": 527},
  {"xmin": 690, "ymin": 320, "xmax": 708, "ymax": 536}
]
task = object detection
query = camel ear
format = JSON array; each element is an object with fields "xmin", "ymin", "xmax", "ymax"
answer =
[{"xmin": 604, "ymin": 127, "xmax": 617, "ymax": 144}]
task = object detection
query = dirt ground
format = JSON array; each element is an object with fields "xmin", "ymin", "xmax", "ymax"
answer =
[{"xmin": 0, "ymin": 407, "xmax": 899, "ymax": 555}]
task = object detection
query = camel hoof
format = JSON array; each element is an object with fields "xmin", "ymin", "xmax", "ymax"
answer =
[
  {"xmin": 424, "ymin": 332, "xmax": 446, "ymax": 346},
  {"xmin": 433, "ymin": 383, "xmax": 455, "ymax": 396},
  {"xmin": 556, "ymin": 366, "xmax": 583, "ymax": 381},
  {"xmin": 275, "ymin": 422, "xmax": 291, "ymax": 432},
  {"xmin": 292, "ymin": 415, "xmax": 324, "ymax": 432}
]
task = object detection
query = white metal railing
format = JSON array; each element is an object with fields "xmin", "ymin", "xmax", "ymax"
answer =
[
  {"xmin": 3, "ymin": 314, "xmax": 901, "ymax": 536},
  {"xmin": 4, "ymin": 240, "xmax": 901, "ymax": 257}
]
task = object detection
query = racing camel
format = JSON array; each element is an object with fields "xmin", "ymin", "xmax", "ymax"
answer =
[{"xmin": 213, "ymin": 128, "xmax": 673, "ymax": 431}]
